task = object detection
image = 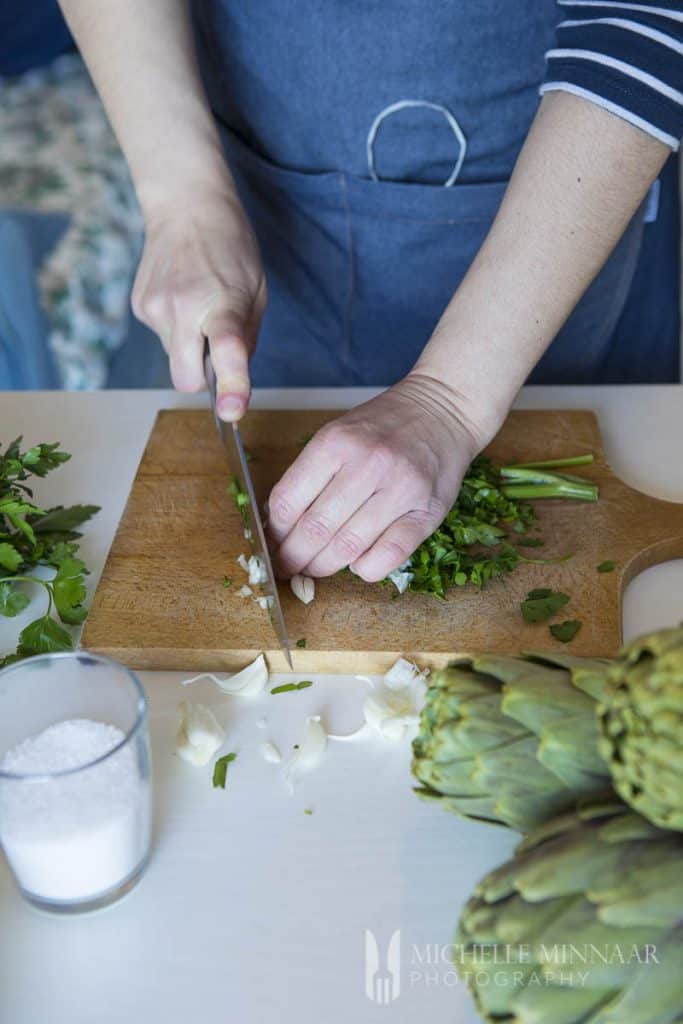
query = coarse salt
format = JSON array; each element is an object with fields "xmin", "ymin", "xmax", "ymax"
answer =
[{"xmin": 0, "ymin": 719, "xmax": 150, "ymax": 903}]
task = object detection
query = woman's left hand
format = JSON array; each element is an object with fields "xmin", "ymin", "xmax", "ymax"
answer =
[{"xmin": 267, "ymin": 374, "xmax": 491, "ymax": 582}]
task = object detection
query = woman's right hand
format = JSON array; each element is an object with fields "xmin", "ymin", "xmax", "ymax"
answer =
[{"xmin": 132, "ymin": 183, "xmax": 266, "ymax": 421}]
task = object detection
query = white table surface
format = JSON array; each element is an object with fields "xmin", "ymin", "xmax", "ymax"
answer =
[{"xmin": 0, "ymin": 385, "xmax": 681, "ymax": 1024}]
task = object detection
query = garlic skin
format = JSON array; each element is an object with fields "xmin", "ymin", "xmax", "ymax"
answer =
[
  {"xmin": 387, "ymin": 560, "xmax": 414, "ymax": 594},
  {"xmin": 284, "ymin": 716, "xmax": 327, "ymax": 788},
  {"xmin": 181, "ymin": 654, "xmax": 269, "ymax": 697},
  {"xmin": 176, "ymin": 701, "xmax": 225, "ymax": 766},
  {"xmin": 259, "ymin": 741, "xmax": 282, "ymax": 764},
  {"xmin": 290, "ymin": 574, "xmax": 315, "ymax": 604}
]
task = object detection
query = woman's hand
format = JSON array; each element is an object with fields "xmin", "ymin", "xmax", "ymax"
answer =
[
  {"xmin": 268, "ymin": 374, "xmax": 494, "ymax": 582},
  {"xmin": 132, "ymin": 185, "xmax": 266, "ymax": 421}
]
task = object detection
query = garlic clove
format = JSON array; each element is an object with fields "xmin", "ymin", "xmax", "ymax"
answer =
[
  {"xmin": 290, "ymin": 574, "xmax": 315, "ymax": 604},
  {"xmin": 176, "ymin": 701, "xmax": 225, "ymax": 766}
]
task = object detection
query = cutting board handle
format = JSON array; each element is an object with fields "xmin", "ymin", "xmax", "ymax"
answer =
[{"xmin": 615, "ymin": 484, "xmax": 683, "ymax": 583}]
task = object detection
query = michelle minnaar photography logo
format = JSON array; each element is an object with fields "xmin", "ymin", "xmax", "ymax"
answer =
[{"xmin": 364, "ymin": 930, "xmax": 662, "ymax": 1003}]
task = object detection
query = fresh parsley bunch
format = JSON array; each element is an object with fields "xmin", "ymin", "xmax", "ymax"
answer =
[{"xmin": 0, "ymin": 438, "xmax": 99, "ymax": 668}]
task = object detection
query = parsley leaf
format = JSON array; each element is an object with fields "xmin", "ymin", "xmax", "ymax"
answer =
[
  {"xmin": 17, "ymin": 615, "xmax": 73, "ymax": 656},
  {"xmin": 0, "ymin": 542, "xmax": 23, "ymax": 572},
  {"xmin": 550, "ymin": 619, "xmax": 582, "ymax": 643},
  {"xmin": 52, "ymin": 557, "xmax": 89, "ymax": 625},
  {"xmin": 32, "ymin": 505, "xmax": 100, "ymax": 534},
  {"xmin": 597, "ymin": 561, "xmax": 615, "ymax": 573},
  {"xmin": 296, "ymin": 638, "xmax": 307, "ymax": 648},
  {"xmin": 212, "ymin": 752, "xmax": 237, "ymax": 789},
  {"xmin": 0, "ymin": 581, "xmax": 30, "ymax": 618},
  {"xmin": 521, "ymin": 590, "xmax": 570, "ymax": 624}
]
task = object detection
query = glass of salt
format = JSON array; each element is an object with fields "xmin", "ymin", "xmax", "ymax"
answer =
[{"xmin": 0, "ymin": 651, "xmax": 152, "ymax": 913}]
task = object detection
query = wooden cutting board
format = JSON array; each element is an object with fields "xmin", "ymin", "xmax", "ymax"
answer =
[{"xmin": 81, "ymin": 408, "xmax": 683, "ymax": 672}]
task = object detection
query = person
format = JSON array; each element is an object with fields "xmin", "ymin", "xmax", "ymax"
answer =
[{"xmin": 57, "ymin": 1, "xmax": 682, "ymax": 585}]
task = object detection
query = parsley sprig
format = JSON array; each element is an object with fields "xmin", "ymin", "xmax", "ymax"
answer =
[{"xmin": 0, "ymin": 438, "xmax": 99, "ymax": 668}]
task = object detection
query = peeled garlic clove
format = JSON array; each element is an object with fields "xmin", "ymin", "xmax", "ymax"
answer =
[
  {"xmin": 176, "ymin": 701, "xmax": 225, "ymax": 766},
  {"xmin": 291, "ymin": 574, "xmax": 315, "ymax": 604}
]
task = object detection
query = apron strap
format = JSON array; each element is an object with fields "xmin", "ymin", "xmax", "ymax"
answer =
[{"xmin": 366, "ymin": 99, "xmax": 467, "ymax": 188}]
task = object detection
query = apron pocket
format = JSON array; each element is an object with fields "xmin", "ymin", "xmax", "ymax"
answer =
[
  {"xmin": 218, "ymin": 124, "xmax": 357, "ymax": 385},
  {"xmin": 344, "ymin": 173, "xmax": 508, "ymax": 383}
]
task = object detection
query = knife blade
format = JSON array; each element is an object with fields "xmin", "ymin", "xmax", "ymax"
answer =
[{"xmin": 203, "ymin": 341, "xmax": 293, "ymax": 669}]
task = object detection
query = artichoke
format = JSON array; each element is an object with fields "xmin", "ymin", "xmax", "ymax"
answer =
[
  {"xmin": 456, "ymin": 800, "xmax": 683, "ymax": 1024},
  {"xmin": 412, "ymin": 653, "xmax": 613, "ymax": 831},
  {"xmin": 598, "ymin": 626, "xmax": 683, "ymax": 832}
]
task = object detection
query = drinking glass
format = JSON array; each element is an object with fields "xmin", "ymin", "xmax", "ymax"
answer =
[{"xmin": 0, "ymin": 651, "xmax": 152, "ymax": 913}]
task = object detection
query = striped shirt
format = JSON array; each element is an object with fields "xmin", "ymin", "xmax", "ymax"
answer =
[{"xmin": 542, "ymin": 0, "xmax": 683, "ymax": 150}]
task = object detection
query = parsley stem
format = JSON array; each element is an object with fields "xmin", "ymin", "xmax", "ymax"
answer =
[
  {"xmin": 0, "ymin": 574, "xmax": 53, "ymax": 613},
  {"xmin": 502, "ymin": 482, "xmax": 597, "ymax": 502},
  {"xmin": 505, "ymin": 454, "xmax": 594, "ymax": 470}
]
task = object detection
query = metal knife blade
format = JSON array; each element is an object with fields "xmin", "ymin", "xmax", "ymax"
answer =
[{"xmin": 203, "ymin": 341, "xmax": 293, "ymax": 669}]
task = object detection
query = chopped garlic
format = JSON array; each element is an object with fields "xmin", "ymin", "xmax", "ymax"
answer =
[
  {"xmin": 284, "ymin": 715, "xmax": 327, "ymax": 789},
  {"xmin": 244, "ymin": 527, "xmax": 252, "ymax": 541},
  {"xmin": 181, "ymin": 654, "xmax": 269, "ymax": 697},
  {"xmin": 237, "ymin": 584, "xmax": 253, "ymax": 598},
  {"xmin": 259, "ymin": 741, "xmax": 282, "ymax": 764},
  {"xmin": 237, "ymin": 553, "xmax": 249, "ymax": 573},
  {"xmin": 255, "ymin": 595, "xmax": 274, "ymax": 611},
  {"xmin": 247, "ymin": 555, "xmax": 268, "ymax": 586},
  {"xmin": 176, "ymin": 701, "xmax": 225, "ymax": 766},
  {"xmin": 291, "ymin": 574, "xmax": 315, "ymax": 604}
]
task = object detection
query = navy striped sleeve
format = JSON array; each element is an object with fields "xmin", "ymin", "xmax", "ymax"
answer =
[{"xmin": 541, "ymin": 1, "xmax": 683, "ymax": 150}]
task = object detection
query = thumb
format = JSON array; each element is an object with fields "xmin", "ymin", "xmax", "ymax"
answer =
[{"xmin": 203, "ymin": 305, "xmax": 253, "ymax": 422}]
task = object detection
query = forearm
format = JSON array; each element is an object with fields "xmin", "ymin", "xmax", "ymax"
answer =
[
  {"xmin": 414, "ymin": 92, "xmax": 670, "ymax": 440},
  {"xmin": 57, "ymin": 0, "xmax": 232, "ymax": 217}
]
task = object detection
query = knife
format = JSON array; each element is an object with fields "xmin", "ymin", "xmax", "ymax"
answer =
[{"xmin": 203, "ymin": 340, "xmax": 293, "ymax": 669}]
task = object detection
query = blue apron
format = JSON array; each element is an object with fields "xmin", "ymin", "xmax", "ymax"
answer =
[{"xmin": 192, "ymin": 1, "xmax": 648, "ymax": 387}]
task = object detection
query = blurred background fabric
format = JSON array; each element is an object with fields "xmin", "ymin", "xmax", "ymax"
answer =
[
  {"xmin": 0, "ymin": 0, "xmax": 679, "ymax": 390},
  {"xmin": 0, "ymin": 0, "xmax": 169, "ymax": 389}
]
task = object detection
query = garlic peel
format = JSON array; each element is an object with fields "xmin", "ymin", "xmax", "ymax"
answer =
[
  {"xmin": 387, "ymin": 560, "xmax": 414, "ymax": 594},
  {"xmin": 284, "ymin": 715, "xmax": 327, "ymax": 788},
  {"xmin": 181, "ymin": 654, "xmax": 269, "ymax": 697},
  {"xmin": 383, "ymin": 657, "xmax": 429, "ymax": 690},
  {"xmin": 259, "ymin": 741, "xmax": 282, "ymax": 764}
]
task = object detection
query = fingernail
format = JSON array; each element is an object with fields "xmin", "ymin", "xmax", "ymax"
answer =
[{"xmin": 217, "ymin": 393, "xmax": 245, "ymax": 420}]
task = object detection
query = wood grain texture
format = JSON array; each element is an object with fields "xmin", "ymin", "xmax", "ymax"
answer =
[{"xmin": 81, "ymin": 409, "xmax": 683, "ymax": 672}]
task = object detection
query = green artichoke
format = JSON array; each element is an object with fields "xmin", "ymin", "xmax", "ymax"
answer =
[
  {"xmin": 412, "ymin": 653, "xmax": 613, "ymax": 831},
  {"xmin": 456, "ymin": 800, "xmax": 683, "ymax": 1024},
  {"xmin": 598, "ymin": 626, "xmax": 683, "ymax": 832}
]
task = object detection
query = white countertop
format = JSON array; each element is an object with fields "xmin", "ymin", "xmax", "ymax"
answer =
[{"xmin": 0, "ymin": 385, "xmax": 682, "ymax": 1024}]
